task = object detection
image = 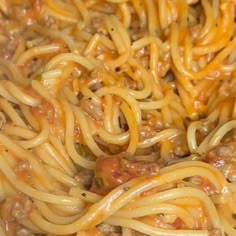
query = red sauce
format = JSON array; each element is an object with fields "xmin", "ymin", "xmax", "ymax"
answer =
[
  {"xmin": 90, "ymin": 154, "xmax": 159, "ymax": 195},
  {"xmin": 84, "ymin": 228, "xmax": 103, "ymax": 236},
  {"xmin": 14, "ymin": 160, "xmax": 32, "ymax": 183},
  {"xmin": 172, "ymin": 217, "xmax": 184, "ymax": 229}
]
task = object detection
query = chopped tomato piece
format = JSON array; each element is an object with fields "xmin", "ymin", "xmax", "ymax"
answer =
[{"xmin": 90, "ymin": 154, "xmax": 159, "ymax": 195}]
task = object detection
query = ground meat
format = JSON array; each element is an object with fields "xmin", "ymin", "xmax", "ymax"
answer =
[
  {"xmin": 208, "ymin": 228, "xmax": 223, "ymax": 236},
  {"xmin": 204, "ymin": 141, "xmax": 236, "ymax": 183},
  {"xmin": 97, "ymin": 223, "xmax": 121, "ymax": 235},
  {"xmin": 0, "ymin": 111, "xmax": 6, "ymax": 129},
  {"xmin": 0, "ymin": 37, "xmax": 18, "ymax": 60},
  {"xmin": 74, "ymin": 169, "xmax": 94, "ymax": 189},
  {"xmin": 0, "ymin": 1, "xmax": 38, "ymax": 60},
  {"xmin": 1, "ymin": 196, "xmax": 33, "ymax": 221},
  {"xmin": 16, "ymin": 227, "xmax": 35, "ymax": 236},
  {"xmin": 139, "ymin": 126, "xmax": 157, "ymax": 141},
  {"xmin": 1, "ymin": 195, "xmax": 34, "ymax": 236},
  {"xmin": 79, "ymin": 98, "xmax": 103, "ymax": 122},
  {"xmin": 11, "ymin": 198, "xmax": 32, "ymax": 221}
]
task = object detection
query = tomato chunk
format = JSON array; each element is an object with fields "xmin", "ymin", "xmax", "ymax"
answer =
[{"xmin": 90, "ymin": 154, "xmax": 159, "ymax": 195}]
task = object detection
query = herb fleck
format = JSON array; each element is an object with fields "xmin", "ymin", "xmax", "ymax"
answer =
[
  {"xmin": 33, "ymin": 74, "xmax": 42, "ymax": 81},
  {"xmin": 232, "ymin": 213, "xmax": 236, "ymax": 220},
  {"xmin": 185, "ymin": 117, "xmax": 192, "ymax": 122},
  {"xmin": 157, "ymin": 213, "xmax": 164, "ymax": 217},
  {"xmin": 123, "ymin": 186, "xmax": 130, "ymax": 191},
  {"xmin": 115, "ymin": 67, "xmax": 120, "ymax": 72},
  {"xmin": 94, "ymin": 177, "xmax": 104, "ymax": 188}
]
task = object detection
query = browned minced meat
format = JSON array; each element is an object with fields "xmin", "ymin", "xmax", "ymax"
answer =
[
  {"xmin": 0, "ymin": 195, "xmax": 34, "ymax": 235},
  {"xmin": 0, "ymin": 0, "xmax": 44, "ymax": 60},
  {"xmin": 97, "ymin": 223, "xmax": 121, "ymax": 236},
  {"xmin": 0, "ymin": 20, "xmax": 18, "ymax": 60},
  {"xmin": 0, "ymin": 3, "xmax": 28, "ymax": 59},
  {"xmin": 208, "ymin": 229, "xmax": 223, "ymax": 236},
  {"xmin": 204, "ymin": 141, "xmax": 236, "ymax": 183},
  {"xmin": 79, "ymin": 98, "xmax": 103, "ymax": 122}
]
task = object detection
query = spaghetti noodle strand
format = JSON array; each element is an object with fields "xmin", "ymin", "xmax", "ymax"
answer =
[{"xmin": 0, "ymin": 0, "xmax": 235, "ymax": 235}]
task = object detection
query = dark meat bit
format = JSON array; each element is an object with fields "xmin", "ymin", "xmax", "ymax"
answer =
[
  {"xmin": 0, "ymin": 0, "xmax": 43, "ymax": 60},
  {"xmin": 97, "ymin": 223, "xmax": 121, "ymax": 236},
  {"xmin": 204, "ymin": 141, "xmax": 236, "ymax": 183}
]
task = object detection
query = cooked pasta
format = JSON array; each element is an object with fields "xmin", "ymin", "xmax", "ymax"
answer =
[{"xmin": 0, "ymin": 0, "xmax": 236, "ymax": 235}]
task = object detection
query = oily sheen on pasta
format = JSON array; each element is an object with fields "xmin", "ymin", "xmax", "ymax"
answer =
[{"xmin": 0, "ymin": 0, "xmax": 236, "ymax": 235}]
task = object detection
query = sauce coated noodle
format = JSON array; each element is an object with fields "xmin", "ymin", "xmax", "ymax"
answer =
[{"xmin": 0, "ymin": 0, "xmax": 235, "ymax": 235}]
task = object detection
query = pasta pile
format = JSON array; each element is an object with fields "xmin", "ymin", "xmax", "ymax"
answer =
[{"xmin": 0, "ymin": 0, "xmax": 236, "ymax": 235}]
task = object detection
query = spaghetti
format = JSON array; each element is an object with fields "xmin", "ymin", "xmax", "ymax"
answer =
[{"xmin": 0, "ymin": 0, "xmax": 235, "ymax": 235}]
